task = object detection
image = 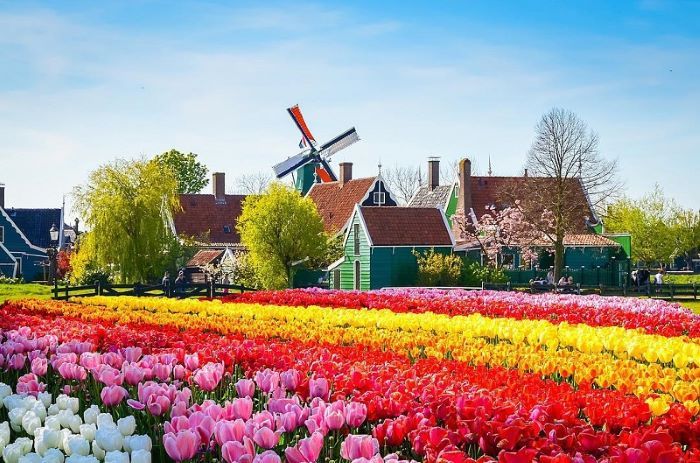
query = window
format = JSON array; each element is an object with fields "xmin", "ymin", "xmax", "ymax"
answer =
[
  {"xmin": 333, "ymin": 269, "xmax": 340, "ymax": 289},
  {"xmin": 354, "ymin": 260, "xmax": 360, "ymax": 290},
  {"xmin": 373, "ymin": 191, "xmax": 385, "ymax": 205},
  {"xmin": 0, "ymin": 226, "xmax": 3, "ymax": 243},
  {"xmin": 353, "ymin": 223, "xmax": 360, "ymax": 256},
  {"xmin": 223, "ymin": 225, "xmax": 232, "ymax": 234}
]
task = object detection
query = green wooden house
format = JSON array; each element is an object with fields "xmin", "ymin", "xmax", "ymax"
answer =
[{"xmin": 328, "ymin": 206, "xmax": 454, "ymax": 290}]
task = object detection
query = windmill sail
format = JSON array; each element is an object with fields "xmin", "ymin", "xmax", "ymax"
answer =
[
  {"xmin": 287, "ymin": 105, "xmax": 317, "ymax": 148},
  {"xmin": 272, "ymin": 152, "xmax": 313, "ymax": 178},
  {"xmin": 319, "ymin": 127, "xmax": 359, "ymax": 158}
]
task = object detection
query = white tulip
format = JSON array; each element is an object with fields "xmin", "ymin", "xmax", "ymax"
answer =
[
  {"xmin": 0, "ymin": 383, "xmax": 13, "ymax": 402},
  {"xmin": 91, "ymin": 441, "xmax": 105, "ymax": 460},
  {"xmin": 9, "ymin": 407, "xmax": 27, "ymax": 431},
  {"xmin": 41, "ymin": 448, "xmax": 65, "ymax": 463},
  {"xmin": 117, "ymin": 416, "xmax": 135, "ymax": 437},
  {"xmin": 19, "ymin": 452, "xmax": 42, "ymax": 463},
  {"xmin": 124, "ymin": 435, "xmax": 151, "ymax": 453},
  {"xmin": 0, "ymin": 421, "xmax": 11, "ymax": 446},
  {"xmin": 65, "ymin": 456, "xmax": 99, "ymax": 463},
  {"xmin": 31, "ymin": 402, "xmax": 48, "ymax": 422},
  {"xmin": 96, "ymin": 413, "xmax": 114, "ymax": 429},
  {"xmin": 67, "ymin": 437, "xmax": 90, "ymax": 457},
  {"xmin": 83, "ymin": 406, "xmax": 99, "ymax": 426},
  {"xmin": 57, "ymin": 410, "xmax": 74, "ymax": 429},
  {"xmin": 44, "ymin": 416, "xmax": 61, "ymax": 431},
  {"xmin": 67, "ymin": 398, "xmax": 79, "ymax": 415},
  {"xmin": 79, "ymin": 423, "xmax": 96, "ymax": 442},
  {"xmin": 18, "ymin": 437, "xmax": 34, "ymax": 454},
  {"xmin": 130, "ymin": 450, "xmax": 150, "ymax": 463},
  {"xmin": 105, "ymin": 451, "xmax": 129, "ymax": 463},
  {"xmin": 55, "ymin": 395, "xmax": 70, "ymax": 411},
  {"xmin": 59, "ymin": 429, "xmax": 73, "ymax": 452},
  {"xmin": 47, "ymin": 404, "xmax": 60, "ymax": 416},
  {"xmin": 22, "ymin": 411, "xmax": 42, "ymax": 436},
  {"xmin": 34, "ymin": 427, "xmax": 60, "ymax": 455},
  {"xmin": 4, "ymin": 394, "xmax": 28, "ymax": 412},
  {"xmin": 95, "ymin": 426, "xmax": 124, "ymax": 452},
  {"xmin": 38, "ymin": 392, "xmax": 52, "ymax": 408},
  {"xmin": 67, "ymin": 415, "xmax": 82, "ymax": 434},
  {"xmin": 3, "ymin": 442, "xmax": 24, "ymax": 463}
]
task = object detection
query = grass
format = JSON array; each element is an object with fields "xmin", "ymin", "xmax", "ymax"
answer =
[
  {"xmin": 679, "ymin": 300, "xmax": 700, "ymax": 313},
  {"xmin": 0, "ymin": 283, "xmax": 52, "ymax": 303},
  {"xmin": 665, "ymin": 274, "xmax": 700, "ymax": 285}
]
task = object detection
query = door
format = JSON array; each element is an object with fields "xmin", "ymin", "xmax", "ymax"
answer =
[
  {"xmin": 333, "ymin": 269, "xmax": 340, "ymax": 290},
  {"xmin": 354, "ymin": 260, "xmax": 360, "ymax": 290}
]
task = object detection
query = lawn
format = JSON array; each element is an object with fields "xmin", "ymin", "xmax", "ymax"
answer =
[
  {"xmin": 0, "ymin": 283, "xmax": 52, "ymax": 302},
  {"xmin": 679, "ymin": 299, "xmax": 700, "ymax": 313}
]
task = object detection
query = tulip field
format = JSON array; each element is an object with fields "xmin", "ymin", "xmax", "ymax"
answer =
[{"xmin": 2, "ymin": 290, "xmax": 700, "ymax": 462}]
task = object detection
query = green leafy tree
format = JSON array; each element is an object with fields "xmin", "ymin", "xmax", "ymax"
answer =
[
  {"xmin": 73, "ymin": 158, "xmax": 180, "ymax": 283},
  {"xmin": 413, "ymin": 249, "xmax": 463, "ymax": 286},
  {"xmin": 605, "ymin": 185, "xmax": 699, "ymax": 265},
  {"xmin": 153, "ymin": 149, "xmax": 209, "ymax": 194},
  {"xmin": 237, "ymin": 183, "xmax": 327, "ymax": 289}
]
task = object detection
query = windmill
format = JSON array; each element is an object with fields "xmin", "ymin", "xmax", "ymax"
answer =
[{"xmin": 272, "ymin": 105, "xmax": 360, "ymax": 194}]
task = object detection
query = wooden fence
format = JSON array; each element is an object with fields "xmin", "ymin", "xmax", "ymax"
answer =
[
  {"xmin": 482, "ymin": 282, "xmax": 699, "ymax": 300},
  {"xmin": 52, "ymin": 281, "xmax": 256, "ymax": 301}
]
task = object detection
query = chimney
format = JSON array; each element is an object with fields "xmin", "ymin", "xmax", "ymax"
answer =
[
  {"xmin": 456, "ymin": 158, "xmax": 472, "ymax": 220},
  {"xmin": 213, "ymin": 172, "xmax": 226, "ymax": 203},
  {"xmin": 524, "ymin": 168, "xmax": 528, "ymax": 178},
  {"xmin": 339, "ymin": 162, "xmax": 353, "ymax": 185},
  {"xmin": 428, "ymin": 157, "xmax": 440, "ymax": 191},
  {"xmin": 0, "ymin": 183, "xmax": 4, "ymax": 210},
  {"xmin": 74, "ymin": 218, "xmax": 80, "ymax": 235}
]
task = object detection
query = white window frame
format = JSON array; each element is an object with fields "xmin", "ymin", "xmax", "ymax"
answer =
[
  {"xmin": 354, "ymin": 260, "xmax": 361, "ymax": 290},
  {"xmin": 373, "ymin": 191, "xmax": 386, "ymax": 206}
]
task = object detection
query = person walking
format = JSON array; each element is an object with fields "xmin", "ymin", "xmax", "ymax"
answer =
[
  {"xmin": 174, "ymin": 270, "xmax": 187, "ymax": 297},
  {"xmin": 655, "ymin": 269, "xmax": 664, "ymax": 294},
  {"xmin": 161, "ymin": 271, "xmax": 170, "ymax": 296}
]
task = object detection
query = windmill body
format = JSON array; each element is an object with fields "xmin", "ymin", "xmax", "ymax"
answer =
[{"xmin": 272, "ymin": 105, "xmax": 360, "ymax": 195}]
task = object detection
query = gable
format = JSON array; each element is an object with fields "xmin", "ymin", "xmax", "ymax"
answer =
[
  {"xmin": 0, "ymin": 208, "xmax": 46, "ymax": 254},
  {"xmin": 174, "ymin": 194, "xmax": 246, "ymax": 244},
  {"xmin": 360, "ymin": 180, "xmax": 397, "ymax": 207},
  {"xmin": 307, "ymin": 177, "xmax": 376, "ymax": 234},
  {"xmin": 359, "ymin": 207, "xmax": 454, "ymax": 246},
  {"xmin": 6, "ymin": 208, "xmax": 62, "ymax": 249}
]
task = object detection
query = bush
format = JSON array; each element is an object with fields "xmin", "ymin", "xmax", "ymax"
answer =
[
  {"xmin": 414, "ymin": 250, "xmax": 463, "ymax": 287},
  {"xmin": 0, "ymin": 275, "xmax": 24, "ymax": 285},
  {"xmin": 462, "ymin": 261, "xmax": 508, "ymax": 286},
  {"xmin": 665, "ymin": 274, "xmax": 700, "ymax": 285}
]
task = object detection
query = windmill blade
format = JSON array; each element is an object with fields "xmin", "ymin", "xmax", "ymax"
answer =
[
  {"xmin": 317, "ymin": 158, "xmax": 337, "ymax": 182},
  {"xmin": 287, "ymin": 105, "xmax": 317, "ymax": 149},
  {"xmin": 319, "ymin": 127, "xmax": 360, "ymax": 159},
  {"xmin": 272, "ymin": 152, "xmax": 313, "ymax": 178}
]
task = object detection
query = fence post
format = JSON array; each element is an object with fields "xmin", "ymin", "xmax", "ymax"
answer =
[
  {"xmin": 670, "ymin": 284, "xmax": 674, "ymax": 301},
  {"xmin": 134, "ymin": 283, "xmax": 141, "ymax": 297},
  {"xmin": 506, "ymin": 281, "xmax": 511, "ymax": 292},
  {"xmin": 646, "ymin": 284, "xmax": 651, "ymax": 298},
  {"xmin": 694, "ymin": 283, "xmax": 697, "ymax": 300},
  {"xmin": 64, "ymin": 283, "xmax": 68, "ymax": 300},
  {"xmin": 622, "ymin": 282, "xmax": 627, "ymax": 297},
  {"xmin": 94, "ymin": 280, "xmax": 100, "ymax": 296},
  {"xmin": 599, "ymin": 283, "xmax": 604, "ymax": 296},
  {"xmin": 209, "ymin": 280, "xmax": 215, "ymax": 298}
]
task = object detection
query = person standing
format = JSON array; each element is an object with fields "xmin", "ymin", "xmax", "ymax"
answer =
[
  {"xmin": 655, "ymin": 269, "xmax": 664, "ymax": 293},
  {"xmin": 174, "ymin": 270, "xmax": 186, "ymax": 297},
  {"xmin": 162, "ymin": 271, "xmax": 170, "ymax": 296}
]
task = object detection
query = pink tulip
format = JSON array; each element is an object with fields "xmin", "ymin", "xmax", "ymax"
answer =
[
  {"xmin": 227, "ymin": 397, "xmax": 253, "ymax": 420},
  {"xmin": 8, "ymin": 353, "xmax": 26, "ymax": 370},
  {"xmin": 345, "ymin": 402, "xmax": 368, "ymax": 428},
  {"xmin": 194, "ymin": 363, "xmax": 224, "ymax": 392},
  {"xmin": 94, "ymin": 364, "xmax": 124, "ymax": 386},
  {"xmin": 285, "ymin": 432, "xmax": 324, "ymax": 463},
  {"xmin": 80, "ymin": 352, "xmax": 102, "ymax": 370},
  {"xmin": 31, "ymin": 357, "xmax": 48, "ymax": 376},
  {"xmin": 174, "ymin": 364, "xmax": 187, "ymax": 380},
  {"xmin": 222, "ymin": 437, "xmax": 255, "ymax": 463},
  {"xmin": 324, "ymin": 407, "xmax": 345, "ymax": 431},
  {"xmin": 308, "ymin": 378, "xmax": 329, "ymax": 401},
  {"xmin": 16, "ymin": 373, "xmax": 45, "ymax": 396},
  {"xmin": 281, "ymin": 369, "xmax": 300, "ymax": 391},
  {"xmin": 153, "ymin": 363, "xmax": 173, "ymax": 382},
  {"xmin": 101, "ymin": 385, "xmax": 128, "ymax": 406},
  {"xmin": 58, "ymin": 362, "xmax": 87, "ymax": 381},
  {"xmin": 253, "ymin": 427, "xmax": 280, "ymax": 449},
  {"xmin": 188, "ymin": 411, "xmax": 216, "ymax": 442},
  {"xmin": 164, "ymin": 430, "xmax": 201, "ymax": 462},
  {"xmin": 164, "ymin": 415, "xmax": 190, "ymax": 434},
  {"xmin": 171, "ymin": 400, "xmax": 188, "ymax": 418},
  {"xmin": 254, "ymin": 369, "xmax": 280, "ymax": 393},
  {"xmin": 253, "ymin": 450, "xmax": 282, "ymax": 463},
  {"xmin": 147, "ymin": 394, "xmax": 171, "ymax": 416},
  {"xmin": 184, "ymin": 353, "xmax": 200, "ymax": 370},
  {"xmin": 341, "ymin": 435, "xmax": 380, "ymax": 461},
  {"xmin": 215, "ymin": 419, "xmax": 247, "ymax": 446},
  {"xmin": 277, "ymin": 411, "xmax": 298, "ymax": 433},
  {"xmin": 235, "ymin": 379, "xmax": 256, "ymax": 398},
  {"xmin": 123, "ymin": 363, "xmax": 146, "ymax": 385},
  {"xmin": 122, "ymin": 347, "xmax": 143, "ymax": 362}
]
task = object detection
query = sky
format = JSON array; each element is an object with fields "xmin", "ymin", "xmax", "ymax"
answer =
[{"xmin": 1, "ymin": 0, "xmax": 699, "ymax": 214}]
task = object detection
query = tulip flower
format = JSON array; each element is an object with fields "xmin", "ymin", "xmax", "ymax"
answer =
[
  {"xmin": 164, "ymin": 430, "xmax": 201, "ymax": 462},
  {"xmin": 285, "ymin": 432, "xmax": 324, "ymax": 463},
  {"xmin": 100, "ymin": 385, "xmax": 128, "ymax": 407},
  {"xmin": 341, "ymin": 435, "xmax": 380, "ymax": 461}
]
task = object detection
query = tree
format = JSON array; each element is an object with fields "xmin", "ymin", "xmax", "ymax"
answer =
[
  {"xmin": 237, "ymin": 183, "xmax": 327, "ymax": 289},
  {"xmin": 413, "ymin": 249, "xmax": 463, "ymax": 286},
  {"xmin": 517, "ymin": 108, "xmax": 620, "ymax": 279},
  {"xmin": 153, "ymin": 149, "xmax": 209, "ymax": 194},
  {"xmin": 383, "ymin": 165, "xmax": 422, "ymax": 205},
  {"xmin": 231, "ymin": 171, "xmax": 272, "ymax": 195},
  {"xmin": 455, "ymin": 203, "xmax": 547, "ymax": 268},
  {"xmin": 72, "ymin": 158, "xmax": 181, "ymax": 283},
  {"xmin": 606, "ymin": 186, "xmax": 700, "ymax": 266}
]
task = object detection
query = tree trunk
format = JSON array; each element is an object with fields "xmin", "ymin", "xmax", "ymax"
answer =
[{"xmin": 554, "ymin": 232, "xmax": 565, "ymax": 281}]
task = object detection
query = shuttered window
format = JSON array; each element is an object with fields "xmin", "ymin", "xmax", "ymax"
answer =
[{"xmin": 353, "ymin": 223, "xmax": 360, "ymax": 255}]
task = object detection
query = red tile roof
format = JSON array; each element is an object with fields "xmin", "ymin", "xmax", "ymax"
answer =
[
  {"xmin": 187, "ymin": 249, "xmax": 224, "ymax": 267},
  {"xmin": 174, "ymin": 194, "xmax": 247, "ymax": 244},
  {"xmin": 563, "ymin": 234, "xmax": 620, "ymax": 247},
  {"xmin": 307, "ymin": 178, "xmax": 376, "ymax": 233},
  {"xmin": 468, "ymin": 176, "xmax": 595, "ymax": 233},
  {"xmin": 360, "ymin": 207, "xmax": 453, "ymax": 246}
]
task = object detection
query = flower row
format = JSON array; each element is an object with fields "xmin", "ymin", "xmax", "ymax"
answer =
[{"xmin": 224, "ymin": 288, "xmax": 700, "ymax": 338}]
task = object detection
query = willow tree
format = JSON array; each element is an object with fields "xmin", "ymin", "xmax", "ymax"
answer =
[{"xmin": 73, "ymin": 158, "xmax": 180, "ymax": 283}]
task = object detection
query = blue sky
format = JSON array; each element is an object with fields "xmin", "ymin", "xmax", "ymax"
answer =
[{"xmin": 1, "ymin": 0, "xmax": 698, "ymax": 211}]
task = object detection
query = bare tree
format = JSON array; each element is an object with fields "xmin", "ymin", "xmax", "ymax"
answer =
[
  {"xmin": 383, "ymin": 165, "xmax": 422, "ymax": 205},
  {"xmin": 230, "ymin": 172, "xmax": 272, "ymax": 195},
  {"xmin": 513, "ymin": 108, "xmax": 620, "ymax": 279}
]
